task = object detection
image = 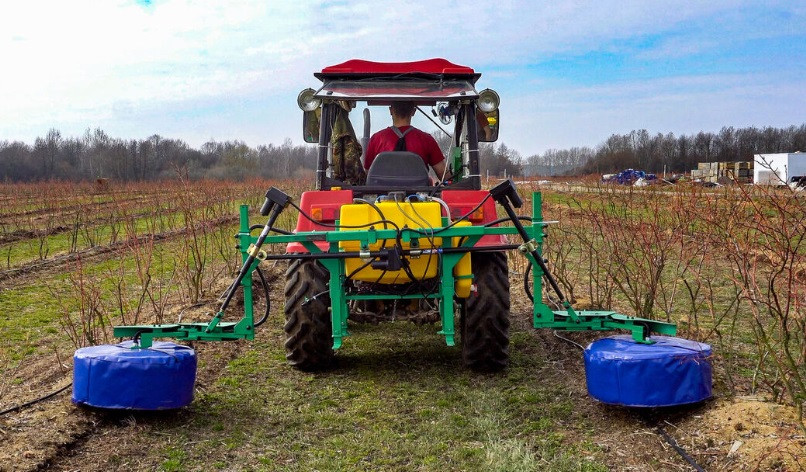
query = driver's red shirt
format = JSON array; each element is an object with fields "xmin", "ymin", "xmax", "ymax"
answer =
[{"xmin": 364, "ymin": 126, "xmax": 444, "ymax": 170}]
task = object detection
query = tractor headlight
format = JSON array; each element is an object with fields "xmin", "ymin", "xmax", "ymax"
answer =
[
  {"xmin": 297, "ymin": 88, "xmax": 321, "ymax": 112},
  {"xmin": 477, "ymin": 88, "xmax": 500, "ymax": 113}
]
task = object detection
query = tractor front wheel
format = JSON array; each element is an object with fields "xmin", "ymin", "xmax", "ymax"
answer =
[
  {"xmin": 461, "ymin": 252, "xmax": 510, "ymax": 372},
  {"xmin": 284, "ymin": 259, "xmax": 333, "ymax": 371}
]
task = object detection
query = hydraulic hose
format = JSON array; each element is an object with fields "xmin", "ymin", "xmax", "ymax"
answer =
[{"xmin": 253, "ymin": 265, "xmax": 271, "ymax": 327}]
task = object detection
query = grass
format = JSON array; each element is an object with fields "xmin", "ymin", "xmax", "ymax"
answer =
[{"xmin": 116, "ymin": 320, "xmax": 607, "ymax": 471}]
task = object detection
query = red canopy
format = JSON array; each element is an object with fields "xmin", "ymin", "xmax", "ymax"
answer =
[{"xmin": 319, "ymin": 58, "xmax": 475, "ymax": 76}]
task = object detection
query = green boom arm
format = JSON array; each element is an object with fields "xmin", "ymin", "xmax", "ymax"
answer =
[{"xmin": 114, "ymin": 184, "xmax": 675, "ymax": 349}]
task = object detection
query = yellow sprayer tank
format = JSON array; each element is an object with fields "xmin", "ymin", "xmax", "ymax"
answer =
[
  {"xmin": 452, "ymin": 221, "xmax": 472, "ymax": 298},
  {"xmin": 339, "ymin": 201, "xmax": 442, "ymax": 284},
  {"xmin": 339, "ymin": 200, "xmax": 472, "ymax": 294}
]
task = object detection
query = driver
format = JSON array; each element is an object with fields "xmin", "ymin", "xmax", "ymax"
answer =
[{"xmin": 364, "ymin": 101, "xmax": 446, "ymax": 178}]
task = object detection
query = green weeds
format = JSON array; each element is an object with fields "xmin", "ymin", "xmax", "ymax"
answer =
[{"xmin": 120, "ymin": 320, "xmax": 607, "ymax": 470}]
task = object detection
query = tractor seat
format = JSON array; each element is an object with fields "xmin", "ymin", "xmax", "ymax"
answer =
[{"xmin": 366, "ymin": 151, "xmax": 431, "ymax": 187}]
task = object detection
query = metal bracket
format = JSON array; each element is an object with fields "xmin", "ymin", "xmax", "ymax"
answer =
[
  {"xmin": 534, "ymin": 310, "xmax": 677, "ymax": 344},
  {"xmin": 518, "ymin": 238, "xmax": 538, "ymax": 254},
  {"xmin": 246, "ymin": 243, "xmax": 267, "ymax": 261}
]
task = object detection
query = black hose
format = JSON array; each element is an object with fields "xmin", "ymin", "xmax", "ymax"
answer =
[
  {"xmin": 290, "ymin": 201, "xmax": 401, "ymax": 232},
  {"xmin": 216, "ymin": 265, "xmax": 272, "ymax": 328},
  {"xmin": 352, "ymin": 199, "xmax": 390, "ymax": 284},
  {"xmin": 484, "ymin": 216, "xmax": 533, "ymax": 227},
  {"xmin": 0, "ymin": 383, "xmax": 72, "ymax": 416},
  {"xmin": 492, "ymin": 214, "xmax": 538, "ymax": 304},
  {"xmin": 353, "ymin": 198, "xmax": 388, "ymax": 230},
  {"xmin": 346, "ymin": 256, "xmax": 378, "ymax": 280},
  {"xmin": 523, "ymin": 257, "xmax": 562, "ymax": 309},
  {"xmin": 409, "ymin": 194, "xmax": 492, "ymax": 236},
  {"xmin": 253, "ymin": 265, "xmax": 271, "ymax": 327},
  {"xmin": 397, "ymin": 195, "xmax": 437, "ymax": 293},
  {"xmin": 250, "ymin": 224, "xmax": 292, "ymax": 235}
]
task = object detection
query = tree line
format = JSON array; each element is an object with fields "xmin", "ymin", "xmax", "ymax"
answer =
[
  {"xmin": 526, "ymin": 124, "xmax": 806, "ymax": 176},
  {"xmin": 0, "ymin": 128, "xmax": 525, "ymax": 182},
  {"xmin": 0, "ymin": 128, "xmax": 318, "ymax": 182},
  {"xmin": 3, "ymin": 124, "xmax": 803, "ymax": 181}
]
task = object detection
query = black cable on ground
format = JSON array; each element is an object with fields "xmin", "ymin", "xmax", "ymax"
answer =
[
  {"xmin": 0, "ymin": 383, "xmax": 72, "ymax": 416},
  {"xmin": 654, "ymin": 424, "xmax": 706, "ymax": 472}
]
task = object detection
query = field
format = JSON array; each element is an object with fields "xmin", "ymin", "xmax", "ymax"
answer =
[{"xmin": 0, "ymin": 178, "xmax": 804, "ymax": 471}]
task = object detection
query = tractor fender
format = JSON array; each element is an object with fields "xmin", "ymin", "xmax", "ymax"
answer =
[
  {"xmin": 287, "ymin": 189, "xmax": 354, "ymax": 253},
  {"xmin": 440, "ymin": 190, "xmax": 507, "ymax": 247}
]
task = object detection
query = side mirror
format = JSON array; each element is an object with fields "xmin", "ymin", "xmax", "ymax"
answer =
[
  {"xmin": 478, "ymin": 109, "xmax": 499, "ymax": 142},
  {"xmin": 302, "ymin": 108, "xmax": 321, "ymax": 143}
]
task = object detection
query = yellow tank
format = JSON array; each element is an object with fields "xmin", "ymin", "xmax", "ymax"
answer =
[
  {"xmin": 452, "ymin": 221, "xmax": 473, "ymax": 298},
  {"xmin": 339, "ymin": 201, "xmax": 442, "ymax": 284}
]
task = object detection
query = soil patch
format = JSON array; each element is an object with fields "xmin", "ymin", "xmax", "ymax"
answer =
[{"xmin": 675, "ymin": 397, "xmax": 805, "ymax": 471}]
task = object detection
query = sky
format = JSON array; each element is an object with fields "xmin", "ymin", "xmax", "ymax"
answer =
[{"xmin": 1, "ymin": 1, "xmax": 805, "ymax": 157}]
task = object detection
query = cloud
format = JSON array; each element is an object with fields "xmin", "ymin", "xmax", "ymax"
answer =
[
  {"xmin": 503, "ymin": 72, "xmax": 806, "ymax": 155},
  {"xmin": 1, "ymin": 1, "xmax": 804, "ymax": 154}
]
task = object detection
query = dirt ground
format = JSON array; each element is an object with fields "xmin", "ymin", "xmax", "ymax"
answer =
[{"xmin": 1, "ymin": 271, "xmax": 804, "ymax": 471}]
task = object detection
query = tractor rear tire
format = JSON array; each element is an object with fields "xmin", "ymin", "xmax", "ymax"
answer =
[
  {"xmin": 461, "ymin": 252, "xmax": 510, "ymax": 372},
  {"xmin": 284, "ymin": 259, "xmax": 334, "ymax": 371}
]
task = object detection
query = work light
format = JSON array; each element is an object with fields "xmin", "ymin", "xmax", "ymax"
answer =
[
  {"xmin": 477, "ymin": 89, "xmax": 500, "ymax": 113},
  {"xmin": 297, "ymin": 88, "xmax": 321, "ymax": 112}
]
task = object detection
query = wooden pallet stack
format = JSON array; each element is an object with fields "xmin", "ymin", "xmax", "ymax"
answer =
[{"xmin": 690, "ymin": 161, "xmax": 753, "ymax": 183}]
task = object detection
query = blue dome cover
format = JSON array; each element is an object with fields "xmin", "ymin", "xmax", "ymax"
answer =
[
  {"xmin": 73, "ymin": 341, "xmax": 197, "ymax": 410},
  {"xmin": 584, "ymin": 335, "xmax": 712, "ymax": 407}
]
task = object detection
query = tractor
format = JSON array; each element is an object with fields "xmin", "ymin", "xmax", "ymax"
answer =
[
  {"xmin": 111, "ymin": 59, "xmax": 684, "ymax": 380},
  {"xmin": 284, "ymin": 58, "xmax": 512, "ymax": 371}
]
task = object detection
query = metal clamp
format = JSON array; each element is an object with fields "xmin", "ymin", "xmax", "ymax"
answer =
[
  {"xmin": 246, "ymin": 244, "xmax": 267, "ymax": 261},
  {"xmin": 518, "ymin": 238, "xmax": 538, "ymax": 254},
  {"xmin": 359, "ymin": 248, "xmax": 371, "ymax": 260}
]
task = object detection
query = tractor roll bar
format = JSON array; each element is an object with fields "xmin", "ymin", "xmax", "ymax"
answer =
[
  {"xmin": 463, "ymin": 103, "xmax": 481, "ymax": 189},
  {"xmin": 316, "ymin": 103, "xmax": 336, "ymax": 190}
]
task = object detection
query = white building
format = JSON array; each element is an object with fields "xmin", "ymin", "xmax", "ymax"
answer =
[{"xmin": 753, "ymin": 152, "xmax": 806, "ymax": 186}]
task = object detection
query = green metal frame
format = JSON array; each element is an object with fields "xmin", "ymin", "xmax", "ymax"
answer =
[
  {"xmin": 527, "ymin": 193, "xmax": 676, "ymax": 342},
  {"xmin": 114, "ymin": 206, "xmax": 260, "ymax": 348},
  {"xmin": 114, "ymin": 192, "xmax": 675, "ymax": 349}
]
